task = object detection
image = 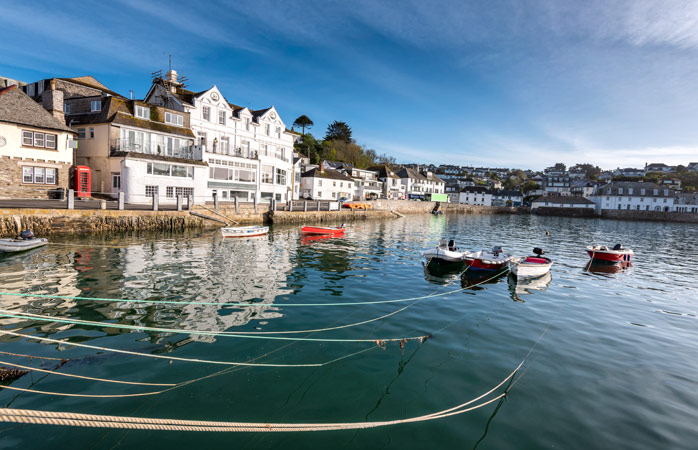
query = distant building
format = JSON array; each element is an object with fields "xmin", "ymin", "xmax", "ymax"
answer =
[
  {"xmin": 458, "ymin": 186, "xmax": 492, "ymax": 206},
  {"xmin": 542, "ymin": 175, "xmax": 571, "ymax": 196},
  {"xmin": 687, "ymin": 162, "xmax": 698, "ymax": 172},
  {"xmin": 0, "ymin": 85, "xmax": 76, "ymax": 198},
  {"xmin": 369, "ymin": 165, "xmax": 405, "ymax": 199},
  {"xmin": 571, "ymin": 180, "xmax": 601, "ymax": 198},
  {"xmin": 531, "ymin": 195, "xmax": 595, "ymax": 210},
  {"xmin": 645, "ymin": 163, "xmax": 674, "ymax": 174},
  {"xmin": 300, "ymin": 164, "xmax": 354, "ymax": 200},
  {"xmin": 613, "ymin": 167, "xmax": 645, "ymax": 177},
  {"xmin": 660, "ymin": 178, "xmax": 681, "ymax": 190},
  {"xmin": 344, "ymin": 167, "xmax": 382, "ymax": 200},
  {"xmin": 592, "ymin": 181, "xmax": 675, "ymax": 213},
  {"xmin": 491, "ymin": 189, "xmax": 523, "ymax": 207},
  {"xmin": 675, "ymin": 193, "xmax": 698, "ymax": 213},
  {"xmin": 396, "ymin": 168, "xmax": 444, "ymax": 199}
]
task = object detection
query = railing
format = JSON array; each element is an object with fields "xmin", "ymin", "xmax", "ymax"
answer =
[{"xmin": 111, "ymin": 139, "xmax": 199, "ymax": 160}]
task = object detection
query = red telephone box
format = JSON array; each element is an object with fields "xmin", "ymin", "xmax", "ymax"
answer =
[{"xmin": 73, "ymin": 166, "xmax": 91, "ymax": 198}]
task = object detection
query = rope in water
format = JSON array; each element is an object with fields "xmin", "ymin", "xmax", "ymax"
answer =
[
  {"xmin": 0, "ymin": 330, "xmax": 367, "ymax": 367},
  {"xmin": 0, "ymin": 346, "xmax": 377, "ymax": 399},
  {"xmin": 0, "ymin": 350, "xmax": 65, "ymax": 361},
  {"xmin": 0, "ymin": 357, "xmax": 523, "ymax": 431},
  {"xmin": 0, "ymin": 359, "xmax": 175, "ymax": 387},
  {"xmin": 0, "ymin": 309, "xmax": 431, "ymax": 343}
]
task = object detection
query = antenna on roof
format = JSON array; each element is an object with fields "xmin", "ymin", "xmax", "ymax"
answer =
[
  {"xmin": 129, "ymin": 90, "xmax": 134, "ymax": 100},
  {"xmin": 169, "ymin": 54, "xmax": 172, "ymax": 72}
]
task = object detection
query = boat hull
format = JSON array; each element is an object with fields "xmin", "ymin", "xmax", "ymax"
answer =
[
  {"xmin": 509, "ymin": 257, "xmax": 553, "ymax": 279},
  {"xmin": 586, "ymin": 247, "xmax": 633, "ymax": 263},
  {"xmin": 301, "ymin": 226, "xmax": 345, "ymax": 235},
  {"xmin": 221, "ymin": 226, "xmax": 269, "ymax": 238},
  {"xmin": 464, "ymin": 250, "xmax": 512, "ymax": 271},
  {"xmin": 423, "ymin": 248, "xmax": 468, "ymax": 263},
  {"xmin": 0, "ymin": 238, "xmax": 48, "ymax": 253}
]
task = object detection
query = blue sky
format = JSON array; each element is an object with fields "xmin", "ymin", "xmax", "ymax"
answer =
[{"xmin": 1, "ymin": 0, "xmax": 697, "ymax": 170}]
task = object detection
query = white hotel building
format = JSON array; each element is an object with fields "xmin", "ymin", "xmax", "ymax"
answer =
[{"xmin": 146, "ymin": 72, "xmax": 299, "ymax": 203}]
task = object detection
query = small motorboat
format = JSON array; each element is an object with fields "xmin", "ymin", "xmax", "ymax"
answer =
[
  {"xmin": 423, "ymin": 239, "xmax": 471, "ymax": 264},
  {"xmin": 301, "ymin": 225, "xmax": 345, "ymax": 235},
  {"xmin": 509, "ymin": 248, "xmax": 553, "ymax": 279},
  {"xmin": 586, "ymin": 244, "xmax": 633, "ymax": 263},
  {"xmin": 464, "ymin": 246, "xmax": 512, "ymax": 271},
  {"xmin": 220, "ymin": 225, "xmax": 269, "ymax": 238},
  {"xmin": 0, "ymin": 230, "xmax": 48, "ymax": 253}
]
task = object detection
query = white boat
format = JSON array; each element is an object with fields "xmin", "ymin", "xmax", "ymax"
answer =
[
  {"xmin": 508, "ymin": 248, "xmax": 553, "ymax": 279},
  {"xmin": 0, "ymin": 237, "xmax": 48, "ymax": 253},
  {"xmin": 220, "ymin": 225, "xmax": 269, "ymax": 238},
  {"xmin": 423, "ymin": 239, "xmax": 471, "ymax": 263}
]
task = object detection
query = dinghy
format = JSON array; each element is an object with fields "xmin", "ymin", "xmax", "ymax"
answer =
[
  {"xmin": 301, "ymin": 225, "xmax": 345, "ymax": 235},
  {"xmin": 586, "ymin": 244, "xmax": 633, "ymax": 263},
  {"xmin": 508, "ymin": 248, "xmax": 553, "ymax": 279},
  {"xmin": 423, "ymin": 239, "xmax": 471, "ymax": 263},
  {"xmin": 0, "ymin": 230, "xmax": 48, "ymax": 253},
  {"xmin": 464, "ymin": 246, "xmax": 512, "ymax": 271},
  {"xmin": 220, "ymin": 225, "xmax": 269, "ymax": 238}
]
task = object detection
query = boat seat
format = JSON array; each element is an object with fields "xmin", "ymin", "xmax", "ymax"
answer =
[{"xmin": 525, "ymin": 257, "xmax": 547, "ymax": 264}]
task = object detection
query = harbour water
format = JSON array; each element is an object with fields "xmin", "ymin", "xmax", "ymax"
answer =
[{"xmin": 0, "ymin": 214, "xmax": 697, "ymax": 449}]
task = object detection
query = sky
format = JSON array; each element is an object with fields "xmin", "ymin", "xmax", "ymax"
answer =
[{"xmin": 1, "ymin": 0, "xmax": 697, "ymax": 170}]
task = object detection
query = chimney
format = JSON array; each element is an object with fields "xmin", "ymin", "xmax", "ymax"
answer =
[
  {"xmin": 42, "ymin": 79, "xmax": 65, "ymax": 123},
  {"xmin": 320, "ymin": 161, "xmax": 325, "ymax": 173},
  {"xmin": 165, "ymin": 69, "xmax": 179, "ymax": 93}
]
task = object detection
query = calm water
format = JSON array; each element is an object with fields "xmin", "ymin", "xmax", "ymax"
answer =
[{"xmin": 0, "ymin": 214, "xmax": 697, "ymax": 449}]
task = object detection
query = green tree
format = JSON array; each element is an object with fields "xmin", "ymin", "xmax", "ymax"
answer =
[
  {"xmin": 522, "ymin": 181, "xmax": 540, "ymax": 193},
  {"xmin": 325, "ymin": 121, "xmax": 352, "ymax": 143},
  {"xmin": 293, "ymin": 115, "xmax": 314, "ymax": 135}
]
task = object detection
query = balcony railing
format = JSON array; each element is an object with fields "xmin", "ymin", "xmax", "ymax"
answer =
[
  {"xmin": 201, "ymin": 145, "xmax": 260, "ymax": 160},
  {"xmin": 112, "ymin": 138, "xmax": 200, "ymax": 160}
]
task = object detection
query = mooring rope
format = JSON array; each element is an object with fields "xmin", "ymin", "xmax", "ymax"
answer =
[
  {"xmin": 0, "ymin": 330, "xmax": 366, "ymax": 367},
  {"xmin": 0, "ymin": 310, "xmax": 431, "ymax": 343},
  {"xmin": 0, "ymin": 350, "xmax": 65, "ymax": 361},
  {"xmin": 0, "ymin": 358, "xmax": 522, "ymax": 431},
  {"xmin": 0, "ymin": 359, "xmax": 175, "ymax": 387}
]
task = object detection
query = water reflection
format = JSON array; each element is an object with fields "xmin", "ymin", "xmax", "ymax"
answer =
[
  {"xmin": 423, "ymin": 260, "xmax": 466, "ymax": 285},
  {"xmin": 507, "ymin": 272, "xmax": 552, "ymax": 302},
  {"xmin": 584, "ymin": 260, "xmax": 632, "ymax": 275},
  {"xmin": 460, "ymin": 268, "xmax": 507, "ymax": 291}
]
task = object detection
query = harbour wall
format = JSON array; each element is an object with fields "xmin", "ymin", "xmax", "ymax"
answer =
[{"xmin": 601, "ymin": 210, "xmax": 698, "ymax": 223}]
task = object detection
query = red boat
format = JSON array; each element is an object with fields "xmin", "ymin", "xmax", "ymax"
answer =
[
  {"xmin": 301, "ymin": 225, "xmax": 345, "ymax": 235},
  {"xmin": 464, "ymin": 246, "xmax": 512, "ymax": 271},
  {"xmin": 586, "ymin": 244, "xmax": 633, "ymax": 263}
]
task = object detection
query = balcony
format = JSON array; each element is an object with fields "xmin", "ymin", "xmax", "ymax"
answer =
[
  {"xmin": 111, "ymin": 138, "xmax": 200, "ymax": 160},
  {"xmin": 202, "ymin": 145, "xmax": 259, "ymax": 160}
]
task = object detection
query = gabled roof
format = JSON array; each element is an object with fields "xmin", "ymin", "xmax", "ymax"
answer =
[
  {"xmin": 58, "ymin": 76, "xmax": 126, "ymax": 99},
  {"xmin": 460, "ymin": 186, "xmax": 490, "ymax": 194},
  {"xmin": 0, "ymin": 85, "xmax": 75, "ymax": 133},
  {"xmin": 368, "ymin": 165, "xmax": 400, "ymax": 179},
  {"xmin": 532, "ymin": 195, "xmax": 594, "ymax": 205},
  {"xmin": 397, "ymin": 168, "xmax": 427, "ymax": 181},
  {"xmin": 598, "ymin": 181, "xmax": 674, "ymax": 197},
  {"xmin": 301, "ymin": 167, "xmax": 354, "ymax": 182},
  {"xmin": 492, "ymin": 189, "xmax": 522, "ymax": 197}
]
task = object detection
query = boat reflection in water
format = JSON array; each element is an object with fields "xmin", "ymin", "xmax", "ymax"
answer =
[
  {"xmin": 423, "ymin": 259, "xmax": 466, "ymax": 285},
  {"xmin": 301, "ymin": 233, "xmax": 343, "ymax": 245},
  {"xmin": 584, "ymin": 260, "xmax": 632, "ymax": 275},
  {"xmin": 508, "ymin": 272, "xmax": 552, "ymax": 302},
  {"xmin": 460, "ymin": 268, "xmax": 508, "ymax": 291}
]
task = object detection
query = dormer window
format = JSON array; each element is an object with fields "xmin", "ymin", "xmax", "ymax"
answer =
[
  {"xmin": 165, "ymin": 112, "xmax": 184, "ymax": 126},
  {"xmin": 664, "ymin": 189, "xmax": 669, "ymax": 195},
  {"xmin": 135, "ymin": 105, "xmax": 150, "ymax": 120},
  {"xmin": 63, "ymin": 104, "xmax": 70, "ymax": 114},
  {"xmin": 91, "ymin": 100, "xmax": 101, "ymax": 112}
]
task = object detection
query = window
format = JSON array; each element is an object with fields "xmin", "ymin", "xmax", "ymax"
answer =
[
  {"xmin": 175, "ymin": 187, "xmax": 193, "ymax": 197},
  {"xmin": 166, "ymin": 186, "xmax": 174, "ymax": 198},
  {"xmin": 276, "ymin": 126, "xmax": 281, "ymax": 138},
  {"xmin": 276, "ymin": 168, "xmax": 286, "ymax": 185},
  {"xmin": 221, "ymin": 190, "xmax": 228, "ymax": 199},
  {"xmin": 266, "ymin": 124, "xmax": 271, "ymax": 136},
  {"xmin": 135, "ymin": 105, "xmax": 150, "ymax": 119},
  {"xmin": 203, "ymin": 106, "xmax": 211, "ymax": 122},
  {"xmin": 146, "ymin": 162, "xmax": 193, "ymax": 178},
  {"xmin": 145, "ymin": 185, "xmax": 159, "ymax": 197},
  {"xmin": 333, "ymin": 181, "xmax": 336, "ymax": 187},
  {"xmin": 77, "ymin": 128, "xmax": 86, "ymax": 139},
  {"xmin": 91, "ymin": 100, "xmax": 101, "ymax": 112},
  {"xmin": 199, "ymin": 132, "xmax": 207, "ymax": 151},
  {"xmin": 89, "ymin": 127, "xmax": 94, "ymax": 139},
  {"xmin": 664, "ymin": 189, "xmax": 669, "ymax": 196},
  {"xmin": 220, "ymin": 136, "xmax": 229, "ymax": 155},
  {"xmin": 641, "ymin": 189, "xmax": 646, "ymax": 195},
  {"xmin": 22, "ymin": 166, "xmax": 57, "ymax": 184},
  {"xmin": 165, "ymin": 112, "xmax": 184, "ymax": 126},
  {"xmin": 63, "ymin": 104, "xmax": 71, "ymax": 114},
  {"xmin": 45, "ymin": 134, "xmax": 56, "ymax": 149},
  {"xmin": 33, "ymin": 133, "xmax": 44, "ymax": 147},
  {"xmin": 654, "ymin": 189, "xmax": 658, "ymax": 195},
  {"xmin": 218, "ymin": 110, "xmax": 226, "ymax": 125},
  {"xmin": 245, "ymin": 118, "xmax": 250, "ymax": 131},
  {"xmin": 318, "ymin": 180, "xmax": 322, "ymax": 187},
  {"xmin": 261, "ymin": 165, "xmax": 274, "ymax": 184},
  {"xmin": 45, "ymin": 168, "xmax": 56, "ymax": 184},
  {"xmin": 112, "ymin": 173, "xmax": 121, "ymax": 190},
  {"xmin": 22, "ymin": 131, "xmax": 33, "ymax": 146}
]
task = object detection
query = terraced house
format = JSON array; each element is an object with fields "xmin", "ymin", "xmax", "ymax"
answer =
[
  {"xmin": 592, "ymin": 181, "xmax": 675, "ymax": 213},
  {"xmin": 24, "ymin": 75, "xmax": 205, "ymax": 203},
  {"xmin": 0, "ymin": 84, "xmax": 76, "ymax": 198},
  {"xmin": 146, "ymin": 70, "xmax": 298, "ymax": 203}
]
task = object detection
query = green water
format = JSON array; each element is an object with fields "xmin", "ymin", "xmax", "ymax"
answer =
[{"xmin": 0, "ymin": 214, "xmax": 697, "ymax": 449}]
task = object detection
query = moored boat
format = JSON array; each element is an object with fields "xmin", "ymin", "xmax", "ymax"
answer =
[
  {"xmin": 0, "ymin": 230, "xmax": 48, "ymax": 253},
  {"xmin": 220, "ymin": 225, "xmax": 269, "ymax": 238},
  {"xmin": 423, "ymin": 239, "xmax": 471, "ymax": 263},
  {"xmin": 464, "ymin": 246, "xmax": 512, "ymax": 271},
  {"xmin": 509, "ymin": 248, "xmax": 553, "ymax": 279},
  {"xmin": 301, "ymin": 225, "xmax": 345, "ymax": 235},
  {"xmin": 586, "ymin": 244, "xmax": 633, "ymax": 263}
]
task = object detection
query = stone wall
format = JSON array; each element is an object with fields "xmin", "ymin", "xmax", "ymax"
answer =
[
  {"xmin": 0, "ymin": 156, "xmax": 71, "ymax": 199},
  {"xmin": 271, "ymin": 209, "xmax": 393, "ymax": 224},
  {"xmin": 601, "ymin": 210, "xmax": 698, "ymax": 223}
]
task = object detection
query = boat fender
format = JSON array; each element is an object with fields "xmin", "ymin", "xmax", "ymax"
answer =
[{"xmin": 19, "ymin": 230, "xmax": 34, "ymax": 240}]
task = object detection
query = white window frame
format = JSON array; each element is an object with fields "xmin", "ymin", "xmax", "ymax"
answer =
[
  {"xmin": 202, "ymin": 106, "xmax": 211, "ymax": 122},
  {"xmin": 135, "ymin": 105, "xmax": 150, "ymax": 120},
  {"xmin": 91, "ymin": 100, "xmax": 101, "ymax": 112},
  {"xmin": 22, "ymin": 131, "xmax": 33, "ymax": 146},
  {"xmin": 218, "ymin": 110, "xmax": 226, "ymax": 125},
  {"xmin": 45, "ymin": 134, "xmax": 57, "ymax": 149}
]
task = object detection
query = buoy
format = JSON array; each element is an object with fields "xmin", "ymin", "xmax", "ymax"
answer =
[{"xmin": 545, "ymin": 230, "xmax": 550, "ymax": 236}]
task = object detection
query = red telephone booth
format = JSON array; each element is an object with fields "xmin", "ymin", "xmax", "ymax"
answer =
[{"xmin": 73, "ymin": 166, "xmax": 91, "ymax": 198}]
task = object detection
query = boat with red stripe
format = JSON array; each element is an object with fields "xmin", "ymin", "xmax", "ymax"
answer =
[
  {"xmin": 586, "ymin": 244, "xmax": 633, "ymax": 263},
  {"xmin": 301, "ymin": 224, "xmax": 346, "ymax": 235},
  {"xmin": 464, "ymin": 246, "xmax": 512, "ymax": 271}
]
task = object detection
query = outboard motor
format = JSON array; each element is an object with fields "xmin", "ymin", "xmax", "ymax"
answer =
[
  {"xmin": 613, "ymin": 244, "xmax": 623, "ymax": 251},
  {"xmin": 19, "ymin": 230, "xmax": 35, "ymax": 240},
  {"xmin": 448, "ymin": 239, "xmax": 457, "ymax": 252},
  {"xmin": 533, "ymin": 247, "xmax": 544, "ymax": 257},
  {"xmin": 492, "ymin": 246, "xmax": 503, "ymax": 257}
]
